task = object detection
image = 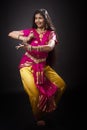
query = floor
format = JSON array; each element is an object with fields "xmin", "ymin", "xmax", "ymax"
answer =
[{"xmin": 0, "ymin": 87, "xmax": 81, "ymax": 130}]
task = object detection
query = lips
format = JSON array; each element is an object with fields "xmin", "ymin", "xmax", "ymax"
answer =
[{"xmin": 37, "ymin": 23, "xmax": 42, "ymax": 26}]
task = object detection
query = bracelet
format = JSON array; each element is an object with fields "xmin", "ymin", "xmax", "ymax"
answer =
[
  {"xmin": 39, "ymin": 46, "xmax": 42, "ymax": 51},
  {"xmin": 36, "ymin": 47, "xmax": 39, "ymax": 52},
  {"xmin": 37, "ymin": 46, "xmax": 42, "ymax": 51},
  {"xmin": 27, "ymin": 45, "xmax": 32, "ymax": 51},
  {"xmin": 18, "ymin": 35, "xmax": 21, "ymax": 40}
]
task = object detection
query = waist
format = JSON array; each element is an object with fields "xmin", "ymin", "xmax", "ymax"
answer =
[{"xmin": 25, "ymin": 52, "xmax": 46, "ymax": 63}]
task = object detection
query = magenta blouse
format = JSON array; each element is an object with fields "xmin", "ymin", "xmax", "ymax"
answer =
[{"xmin": 18, "ymin": 28, "xmax": 58, "ymax": 68}]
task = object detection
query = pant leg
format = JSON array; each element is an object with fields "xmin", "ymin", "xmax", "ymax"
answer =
[
  {"xmin": 19, "ymin": 66, "xmax": 39, "ymax": 115},
  {"xmin": 44, "ymin": 65, "xmax": 66, "ymax": 104}
]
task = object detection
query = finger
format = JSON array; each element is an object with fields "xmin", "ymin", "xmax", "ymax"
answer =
[
  {"xmin": 19, "ymin": 44, "xmax": 24, "ymax": 47},
  {"xmin": 15, "ymin": 46, "xmax": 19, "ymax": 49}
]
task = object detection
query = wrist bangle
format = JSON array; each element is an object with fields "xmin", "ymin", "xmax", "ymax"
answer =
[
  {"xmin": 30, "ymin": 45, "xmax": 32, "ymax": 51},
  {"xmin": 28, "ymin": 45, "xmax": 32, "ymax": 51},
  {"xmin": 18, "ymin": 35, "xmax": 21, "ymax": 40},
  {"xmin": 37, "ymin": 46, "xmax": 41, "ymax": 51},
  {"xmin": 39, "ymin": 46, "xmax": 42, "ymax": 51},
  {"xmin": 37, "ymin": 47, "xmax": 39, "ymax": 51}
]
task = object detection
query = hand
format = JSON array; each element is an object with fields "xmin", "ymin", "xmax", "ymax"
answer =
[
  {"xmin": 29, "ymin": 31, "xmax": 35, "ymax": 39},
  {"xmin": 22, "ymin": 31, "xmax": 34, "ymax": 43},
  {"xmin": 15, "ymin": 44, "xmax": 24, "ymax": 50}
]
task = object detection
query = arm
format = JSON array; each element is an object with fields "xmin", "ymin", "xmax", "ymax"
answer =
[
  {"xmin": 32, "ymin": 39, "xmax": 55, "ymax": 52},
  {"xmin": 16, "ymin": 39, "xmax": 55, "ymax": 52},
  {"xmin": 15, "ymin": 31, "xmax": 57, "ymax": 51},
  {"xmin": 8, "ymin": 30, "xmax": 34, "ymax": 42},
  {"xmin": 8, "ymin": 30, "xmax": 24, "ymax": 39},
  {"xmin": 30, "ymin": 30, "xmax": 57, "ymax": 52}
]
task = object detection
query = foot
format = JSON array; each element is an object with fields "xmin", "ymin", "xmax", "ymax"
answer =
[{"xmin": 36, "ymin": 120, "xmax": 46, "ymax": 126}]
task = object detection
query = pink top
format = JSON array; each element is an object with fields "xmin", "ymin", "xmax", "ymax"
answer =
[{"xmin": 18, "ymin": 28, "xmax": 58, "ymax": 69}]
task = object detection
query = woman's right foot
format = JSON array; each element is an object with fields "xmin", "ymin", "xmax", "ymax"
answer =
[{"xmin": 36, "ymin": 120, "xmax": 46, "ymax": 126}]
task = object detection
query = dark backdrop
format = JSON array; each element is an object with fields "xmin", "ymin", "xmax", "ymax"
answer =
[
  {"xmin": 0, "ymin": 0, "xmax": 84, "ymax": 129},
  {"xmin": 0, "ymin": 0, "xmax": 83, "ymax": 92}
]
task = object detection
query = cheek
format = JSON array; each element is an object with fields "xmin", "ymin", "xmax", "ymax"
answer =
[
  {"xmin": 41, "ymin": 20, "xmax": 45, "ymax": 24},
  {"xmin": 35, "ymin": 19, "xmax": 37, "ymax": 23}
]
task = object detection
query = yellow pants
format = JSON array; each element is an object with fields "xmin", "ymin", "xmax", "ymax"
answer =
[{"xmin": 20, "ymin": 65, "xmax": 66, "ymax": 118}]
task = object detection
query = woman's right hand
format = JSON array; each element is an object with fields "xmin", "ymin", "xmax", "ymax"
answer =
[
  {"xmin": 23, "ymin": 31, "xmax": 34, "ymax": 43},
  {"xmin": 27, "ymin": 31, "xmax": 35, "ymax": 40}
]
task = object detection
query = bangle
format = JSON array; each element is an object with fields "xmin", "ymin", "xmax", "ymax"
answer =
[
  {"xmin": 27, "ymin": 45, "xmax": 32, "ymax": 51},
  {"xmin": 39, "ymin": 46, "xmax": 42, "ymax": 51},
  {"xmin": 37, "ymin": 46, "xmax": 42, "ymax": 51},
  {"xmin": 18, "ymin": 35, "xmax": 21, "ymax": 40},
  {"xmin": 37, "ymin": 47, "xmax": 39, "ymax": 52}
]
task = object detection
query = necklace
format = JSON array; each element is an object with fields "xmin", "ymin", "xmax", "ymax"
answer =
[
  {"xmin": 36, "ymin": 29, "xmax": 46, "ymax": 34},
  {"xmin": 36, "ymin": 29, "xmax": 46, "ymax": 41}
]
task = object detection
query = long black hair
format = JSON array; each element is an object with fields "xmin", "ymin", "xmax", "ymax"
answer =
[
  {"xmin": 32, "ymin": 8, "xmax": 56, "ymax": 31},
  {"xmin": 32, "ymin": 9, "xmax": 58, "ymax": 67}
]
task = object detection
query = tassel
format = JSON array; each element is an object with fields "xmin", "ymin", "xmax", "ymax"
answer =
[{"xmin": 36, "ymin": 71, "xmax": 44, "ymax": 84}]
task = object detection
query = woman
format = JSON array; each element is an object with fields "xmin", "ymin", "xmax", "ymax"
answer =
[{"xmin": 8, "ymin": 8, "xmax": 66, "ymax": 126}]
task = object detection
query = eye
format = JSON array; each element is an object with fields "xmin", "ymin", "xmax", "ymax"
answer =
[{"xmin": 39, "ymin": 17, "xmax": 42, "ymax": 19}]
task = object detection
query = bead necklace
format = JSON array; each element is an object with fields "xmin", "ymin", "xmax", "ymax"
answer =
[{"xmin": 36, "ymin": 29, "xmax": 46, "ymax": 41}]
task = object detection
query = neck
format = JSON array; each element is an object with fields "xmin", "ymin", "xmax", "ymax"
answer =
[{"xmin": 37, "ymin": 27, "xmax": 46, "ymax": 32}]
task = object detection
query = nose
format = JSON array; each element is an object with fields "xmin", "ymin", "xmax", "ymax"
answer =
[{"xmin": 36, "ymin": 19, "xmax": 40, "ymax": 22}]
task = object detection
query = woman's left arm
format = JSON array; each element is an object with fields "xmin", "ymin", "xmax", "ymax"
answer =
[
  {"xmin": 16, "ymin": 31, "xmax": 58, "ymax": 52},
  {"xmin": 33, "ymin": 39, "xmax": 55, "ymax": 52},
  {"xmin": 29, "ymin": 30, "xmax": 57, "ymax": 52},
  {"xmin": 15, "ymin": 39, "xmax": 55, "ymax": 52}
]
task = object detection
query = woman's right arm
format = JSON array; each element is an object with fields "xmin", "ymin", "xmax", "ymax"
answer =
[
  {"xmin": 8, "ymin": 30, "xmax": 34, "ymax": 42},
  {"xmin": 8, "ymin": 30, "xmax": 24, "ymax": 40}
]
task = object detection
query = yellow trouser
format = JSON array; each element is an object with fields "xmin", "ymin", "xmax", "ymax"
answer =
[{"xmin": 20, "ymin": 65, "xmax": 66, "ymax": 116}]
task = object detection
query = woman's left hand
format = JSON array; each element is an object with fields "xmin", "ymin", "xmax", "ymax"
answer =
[{"xmin": 15, "ymin": 44, "xmax": 24, "ymax": 50}]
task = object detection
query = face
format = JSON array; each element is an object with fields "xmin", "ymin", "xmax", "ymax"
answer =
[{"xmin": 34, "ymin": 13, "xmax": 45, "ymax": 28}]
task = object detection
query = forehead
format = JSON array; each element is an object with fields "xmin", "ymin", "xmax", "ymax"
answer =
[{"xmin": 35, "ymin": 13, "xmax": 44, "ymax": 18}]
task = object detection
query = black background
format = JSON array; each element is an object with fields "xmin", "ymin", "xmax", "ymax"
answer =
[{"xmin": 0, "ymin": 0, "xmax": 85, "ymax": 129}]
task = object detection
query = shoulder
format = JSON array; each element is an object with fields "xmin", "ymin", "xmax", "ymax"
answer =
[
  {"xmin": 49, "ymin": 30, "xmax": 56, "ymax": 35},
  {"xmin": 49, "ymin": 30, "xmax": 58, "ymax": 44},
  {"xmin": 49, "ymin": 30, "xmax": 57, "ymax": 39}
]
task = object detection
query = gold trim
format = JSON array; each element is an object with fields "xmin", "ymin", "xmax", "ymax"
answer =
[{"xmin": 25, "ymin": 52, "xmax": 46, "ymax": 63}]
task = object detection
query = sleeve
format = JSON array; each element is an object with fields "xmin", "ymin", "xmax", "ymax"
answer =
[
  {"xmin": 22, "ymin": 28, "xmax": 32, "ymax": 36},
  {"xmin": 49, "ymin": 31, "xmax": 58, "ymax": 44}
]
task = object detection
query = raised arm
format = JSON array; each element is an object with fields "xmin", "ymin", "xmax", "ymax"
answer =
[
  {"xmin": 25, "ymin": 31, "xmax": 58, "ymax": 52},
  {"xmin": 19, "ymin": 37, "xmax": 56, "ymax": 52},
  {"xmin": 15, "ymin": 31, "xmax": 58, "ymax": 52},
  {"xmin": 32, "ymin": 39, "xmax": 55, "ymax": 52},
  {"xmin": 8, "ymin": 30, "xmax": 24, "ymax": 40},
  {"xmin": 8, "ymin": 30, "xmax": 34, "ymax": 43}
]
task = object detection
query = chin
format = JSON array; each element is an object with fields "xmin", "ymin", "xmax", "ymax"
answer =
[{"xmin": 37, "ymin": 25, "xmax": 43, "ymax": 28}]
